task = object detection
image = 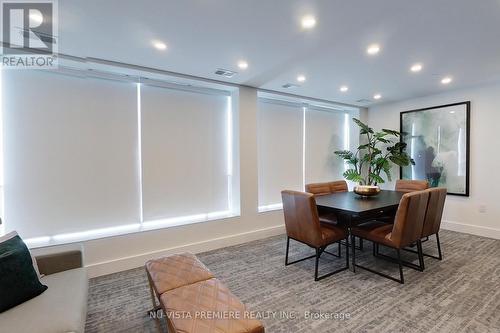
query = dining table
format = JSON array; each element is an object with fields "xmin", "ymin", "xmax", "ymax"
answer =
[
  {"xmin": 315, "ymin": 190, "xmax": 405, "ymax": 225},
  {"xmin": 315, "ymin": 190, "xmax": 405, "ymax": 269}
]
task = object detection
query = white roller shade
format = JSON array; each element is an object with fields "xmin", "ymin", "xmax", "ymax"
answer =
[
  {"xmin": 305, "ymin": 107, "xmax": 347, "ymax": 184},
  {"xmin": 140, "ymin": 84, "xmax": 230, "ymax": 221},
  {"xmin": 2, "ymin": 70, "xmax": 140, "ymax": 239},
  {"xmin": 258, "ymin": 100, "xmax": 303, "ymax": 208}
]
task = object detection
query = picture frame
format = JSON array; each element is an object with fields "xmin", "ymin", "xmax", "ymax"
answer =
[{"xmin": 400, "ymin": 102, "xmax": 470, "ymax": 196}]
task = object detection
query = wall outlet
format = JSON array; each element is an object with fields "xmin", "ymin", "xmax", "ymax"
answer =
[{"xmin": 478, "ymin": 204, "xmax": 487, "ymax": 213}]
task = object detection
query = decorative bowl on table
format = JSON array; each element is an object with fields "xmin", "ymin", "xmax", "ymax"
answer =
[{"xmin": 353, "ymin": 185, "xmax": 381, "ymax": 197}]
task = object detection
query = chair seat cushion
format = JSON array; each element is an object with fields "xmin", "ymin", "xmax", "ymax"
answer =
[
  {"xmin": 0, "ymin": 268, "xmax": 88, "ymax": 333},
  {"xmin": 318, "ymin": 212, "xmax": 338, "ymax": 225},
  {"xmin": 320, "ymin": 224, "xmax": 347, "ymax": 245},
  {"xmin": 146, "ymin": 253, "xmax": 215, "ymax": 295},
  {"xmin": 160, "ymin": 278, "xmax": 264, "ymax": 333},
  {"xmin": 351, "ymin": 221, "xmax": 394, "ymax": 247}
]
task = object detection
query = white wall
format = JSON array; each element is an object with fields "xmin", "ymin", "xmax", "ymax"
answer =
[
  {"xmin": 368, "ymin": 82, "xmax": 500, "ymax": 239},
  {"xmin": 31, "ymin": 87, "xmax": 286, "ymax": 278}
]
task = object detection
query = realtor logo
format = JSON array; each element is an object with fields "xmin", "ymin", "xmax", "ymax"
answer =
[{"xmin": 1, "ymin": 0, "xmax": 58, "ymax": 68}]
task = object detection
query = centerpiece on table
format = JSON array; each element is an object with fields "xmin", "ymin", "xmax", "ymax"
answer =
[{"xmin": 335, "ymin": 118, "xmax": 415, "ymax": 197}]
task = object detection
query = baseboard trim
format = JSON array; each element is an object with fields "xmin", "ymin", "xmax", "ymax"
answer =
[
  {"xmin": 441, "ymin": 220, "xmax": 500, "ymax": 240},
  {"xmin": 86, "ymin": 224, "xmax": 286, "ymax": 278},
  {"xmin": 86, "ymin": 220, "xmax": 498, "ymax": 277}
]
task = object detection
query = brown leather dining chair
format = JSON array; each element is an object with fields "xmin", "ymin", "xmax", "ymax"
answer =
[
  {"xmin": 419, "ymin": 187, "xmax": 447, "ymax": 260},
  {"xmin": 281, "ymin": 190, "xmax": 349, "ymax": 281},
  {"xmin": 377, "ymin": 179, "xmax": 430, "ymax": 223},
  {"xmin": 350, "ymin": 190, "xmax": 429, "ymax": 283},
  {"xmin": 305, "ymin": 180, "xmax": 365, "ymax": 250},
  {"xmin": 395, "ymin": 179, "xmax": 429, "ymax": 193},
  {"xmin": 305, "ymin": 180, "xmax": 348, "ymax": 225}
]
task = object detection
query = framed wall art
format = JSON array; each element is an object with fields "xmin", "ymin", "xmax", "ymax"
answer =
[{"xmin": 400, "ymin": 102, "xmax": 470, "ymax": 196}]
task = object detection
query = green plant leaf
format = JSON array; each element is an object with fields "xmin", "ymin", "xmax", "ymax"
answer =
[
  {"xmin": 343, "ymin": 169, "xmax": 365, "ymax": 184},
  {"xmin": 374, "ymin": 132, "xmax": 388, "ymax": 138},
  {"xmin": 371, "ymin": 147, "xmax": 382, "ymax": 156},
  {"xmin": 353, "ymin": 118, "xmax": 374, "ymax": 134},
  {"xmin": 389, "ymin": 154, "xmax": 412, "ymax": 166},
  {"xmin": 347, "ymin": 157, "xmax": 359, "ymax": 166},
  {"xmin": 375, "ymin": 137, "xmax": 391, "ymax": 144},
  {"xmin": 382, "ymin": 128, "xmax": 400, "ymax": 136},
  {"xmin": 370, "ymin": 173, "xmax": 385, "ymax": 184},
  {"xmin": 334, "ymin": 150, "xmax": 353, "ymax": 160},
  {"xmin": 382, "ymin": 162, "xmax": 392, "ymax": 182}
]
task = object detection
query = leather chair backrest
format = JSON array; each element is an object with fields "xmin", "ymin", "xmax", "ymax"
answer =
[
  {"xmin": 389, "ymin": 190, "xmax": 430, "ymax": 248},
  {"xmin": 305, "ymin": 183, "xmax": 331, "ymax": 196},
  {"xmin": 421, "ymin": 187, "xmax": 447, "ymax": 237},
  {"xmin": 395, "ymin": 179, "xmax": 429, "ymax": 193},
  {"xmin": 281, "ymin": 190, "xmax": 323, "ymax": 247},
  {"xmin": 305, "ymin": 180, "xmax": 348, "ymax": 196},
  {"xmin": 329, "ymin": 180, "xmax": 348, "ymax": 193}
]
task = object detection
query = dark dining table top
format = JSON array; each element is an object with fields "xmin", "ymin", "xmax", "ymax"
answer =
[{"xmin": 315, "ymin": 190, "xmax": 405, "ymax": 214}]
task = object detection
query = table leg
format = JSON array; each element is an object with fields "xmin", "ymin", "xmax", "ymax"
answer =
[{"xmin": 346, "ymin": 214, "xmax": 356, "ymax": 272}]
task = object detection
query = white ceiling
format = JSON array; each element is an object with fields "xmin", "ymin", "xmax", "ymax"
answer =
[{"xmin": 58, "ymin": 0, "xmax": 500, "ymax": 107}]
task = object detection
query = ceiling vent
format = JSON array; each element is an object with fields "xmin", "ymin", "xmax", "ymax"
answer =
[
  {"xmin": 282, "ymin": 83, "xmax": 300, "ymax": 89},
  {"xmin": 214, "ymin": 68, "xmax": 237, "ymax": 78},
  {"xmin": 356, "ymin": 99, "xmax": 371, "ymax": 104}
]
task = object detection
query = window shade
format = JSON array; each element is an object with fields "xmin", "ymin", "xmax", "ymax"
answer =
[
  {"xmin": 305, "ymin": 107, "xmax": 347, "ymax": 184},
  {"xmin": 140, "ymin": 84, "xmax": 230, "ymax": 221},
  {"xmin": 2, "ymin": 70, "xmax": 140, "ymax": 239},
  {"xmin": 258, "ymin": 100, "xmax": 303, "ymax": 207}
]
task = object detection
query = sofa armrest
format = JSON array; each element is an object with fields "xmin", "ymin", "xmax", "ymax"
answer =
[{"xmin": 35, "ymin": 250, "xmax": 83, "ymax": 276}]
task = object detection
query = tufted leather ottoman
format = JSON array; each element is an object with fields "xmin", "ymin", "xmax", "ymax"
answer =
[
  {"xmin": 146, "ymin": 253, "xmax": 215, "ymax": 295},
  {"xmin": 145, "ymin": 253, "xmax": 265, "ymax": 333}
]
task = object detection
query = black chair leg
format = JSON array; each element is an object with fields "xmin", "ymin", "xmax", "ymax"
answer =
[
  {"xmin": 354, "ymin": 239, "xmax": 405, "ymax": 284},
  {"xmin": 402, "ymin": 233, "xmax": 443, "ymax": 261},
  {"xmin": 374, "ymin": 242, "xmax": 424, "ymax": 271},
  {"xmin": 351, "ymin": 234, "xmax": 356, "ymax": 273},
  {"xmin": 436, "ymin": 233, "xmax": 443, "ymax": 260},
  {"xmin": 285, "ymin": 237, "xmax": 290, "ymax": 265},
  {"xmin": 315, "ymin": 243, "xmax": 349, "ymax": 281},
  {"xmin": 396, "ymin": 249, "xmax": 404, "ymax": 284},
  {"xmin": 345, "ymin": 237, "xmax": 349, "ymax": 268},
  {"xmin": 285, "ymin": 237, "xmax": 316, "ymax": 266},
  {"xmin": 359, "ymin": 238, "xmax": 364, "ymax": 250},
  {"xmin": 416, "ymin": 240, "xmax": 425, "ymax": 271},
  {"xmin": 314, "ymin": 248, "xmax": 320, "ymax": 281}
]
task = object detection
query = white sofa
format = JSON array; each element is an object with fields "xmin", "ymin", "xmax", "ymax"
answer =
[{"xmin": 0, "ymin": 251, "xmax": 88, "ymax": 333}]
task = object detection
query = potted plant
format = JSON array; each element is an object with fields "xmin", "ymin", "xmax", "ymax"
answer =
[{"xmin": 335, "ymin": 118, "xmax": 415, "ymax": 196}]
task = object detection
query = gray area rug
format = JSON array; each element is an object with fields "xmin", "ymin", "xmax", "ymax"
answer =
[{"xmin": 85, "ymin": 230, "xmax": 500, "ymax": 332}]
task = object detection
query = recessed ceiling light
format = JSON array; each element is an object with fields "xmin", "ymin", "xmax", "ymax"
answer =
[
  {"xmin": 152, "ymin": 40, "xmax": 167, "ymax": 51},
  {"xmin": 449, "ymin": 111, "xmax": 456, "ymax": 114},
  {"xmin": 340, "ymin": 85, "xmax": 349, "ymax": 92},
  {"xmin": 301, "ymin": 15, "xmax": 316, "ymax": 29},
  {"xmin": 410, "ymin": 63, "xmax": 423, "ymax": 72},
  {"xmin": 441, "ymin": 76, "xmax": 453, "ymax": 85},
  {"xmin": 373, "ymin": 94, "xmax": 382, "ymax": 100},
  {"xmin": 297, "ymin": 75, "xmax": 306, "ymax": 83},
  {"xmin": 237, "ymin": 60, "xmax": 248, "ymax": 70},
  {"xmin": 367, "ymin": 44, "xmax": 380, "ymax": 55}
]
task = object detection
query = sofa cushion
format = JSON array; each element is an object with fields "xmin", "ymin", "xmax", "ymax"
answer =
[
  {"xmin": 0, "ymin": 233, "xmax": 47, "ymax": 312},
  {"xmin": 0, "ymin": 268, "xmax": 88, "ymax": 333}
]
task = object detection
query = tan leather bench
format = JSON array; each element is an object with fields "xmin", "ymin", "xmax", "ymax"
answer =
[{"xmin": 145, "ymin": 253, "xmax": 265, "ymax": 333}]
